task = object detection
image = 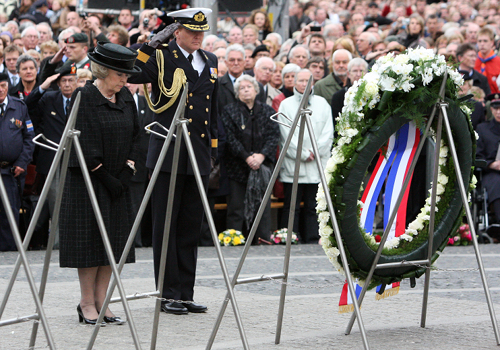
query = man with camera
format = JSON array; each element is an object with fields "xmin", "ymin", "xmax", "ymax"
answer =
[{"xmin": 0, "ymin": 72, "xmax": 34, "ymax": 251}]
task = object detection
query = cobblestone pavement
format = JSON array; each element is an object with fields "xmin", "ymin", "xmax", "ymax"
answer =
[{"xmin": 1, "ymin": 244, "xmax": 500, "ymax": 349}]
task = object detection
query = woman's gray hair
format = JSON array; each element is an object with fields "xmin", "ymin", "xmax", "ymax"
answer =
[
  {"xmin": 90, "ymin": 62, "xmax": 109, "ymax": 79},
  {"xmin": 225, "ymin": 43, "xmax": 246, "ymax": 60},
  {"xmin": 348, "ymin": 57, "xmax": 368, "ymax": 71},
  {"xmin": 281, "ymin": 63, "xmax": 301, "ymax": 80},
  {"xmin": 16, "ymin": 54, "xmax": 38, "ymax": 71},
  {"xmin": 234, "ymin": 74, "xmax": 260, "ymax": 99}
]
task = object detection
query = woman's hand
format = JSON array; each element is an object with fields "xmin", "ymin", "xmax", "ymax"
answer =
[{"xmin": 246, "ymin": 153, "xmax": 265, "ymax": 170}]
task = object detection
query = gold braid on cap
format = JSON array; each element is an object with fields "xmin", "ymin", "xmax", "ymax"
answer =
[{"xmin": 144, "ymin": 49, "xmax": 187, "ymax": 114}]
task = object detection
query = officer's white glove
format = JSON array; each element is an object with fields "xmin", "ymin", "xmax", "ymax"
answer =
[{"xmin": 149, "ymin": 23, "xmax": 180, "ymax": 49}]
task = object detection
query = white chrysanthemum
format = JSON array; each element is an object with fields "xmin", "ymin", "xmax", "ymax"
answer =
[
  {"xmin": 318, "ymin": 211, "xmax": 330, "ymax": 224},
  {"xmin": 439, "ymin": 146, "xmax": 449, "ymax": 158},
  {"xmin": 400, "ymin": 233, "xmax": 413, "ymax": 242},
  {"xmin": 394, "ymin": 54, "xmax": 410, "ymax": 65}
]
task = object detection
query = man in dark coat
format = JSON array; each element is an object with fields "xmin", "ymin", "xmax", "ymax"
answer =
[
  {"xmin": 25, "ymin": 64, "xmax": 78, "ymax": 247},
  {"xmin": 130, "ymin": 8, "xmax": 218, "ymax": 315},
  {"xmin": 0, "ymin": 72, "xmax": 35, "ymax": 251}
]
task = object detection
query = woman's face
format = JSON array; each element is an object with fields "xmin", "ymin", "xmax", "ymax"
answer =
[
  {"xmin": 254, "ymin": 13, "xmax": 266, "ymax": 29},
  {"xmin": 492, "ymin": 105, "xmax": 500, "ymax": 123},
  {"xmin": 1, "ymin": 35, "xmax": 11, "ymax": 45},
  {"xmin": 103, "ymin": 69, "xmax": 130, "ymax": 94},
  {"xmin": 77, "ymin": 77, "xmax": 88, "ymax": 87},
  {"xmin": 283, "ymin": 72, "xmax": 296, "ymax": 89},
  {"xmin": 41, "ymin": 48, "xmax": 56, "ymax": 60},
  {"xmin": 243, "ymin": 28, "xmax": 257, "ymax": 44},
  {"xmin": 238, "ymin": 80, "xmax": 257, "ymax": 103},
  {"xmin": 408, "ymin": 18, "xmax": 421, "ymax": 35},
  {"xmin": 271, "ymin": 66, "xmax": 283, "ymax": 88}
]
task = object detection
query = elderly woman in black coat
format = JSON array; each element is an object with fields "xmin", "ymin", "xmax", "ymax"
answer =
[
  {"xmin": 221, "ymin": 74, "xmax": 279, "ymax": 243},
  {"xmin": 59, "ymin": 42, "xmax": 141, "ymax": 325}
]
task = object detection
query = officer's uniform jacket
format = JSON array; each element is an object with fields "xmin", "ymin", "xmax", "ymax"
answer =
[
  {"xmin": 0, "ymin": 96, "xmax": 35, "ymax": 174},
  {"xmin": 131, "ymin": 40, "xmax": 218, "ymax": 176}
]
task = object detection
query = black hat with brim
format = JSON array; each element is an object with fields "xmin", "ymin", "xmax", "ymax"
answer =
[{"xmin": 87, "ymin": 42, "xmax": 142, "ymax": 75}]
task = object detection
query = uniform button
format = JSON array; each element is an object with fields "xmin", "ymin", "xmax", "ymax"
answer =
[
  {"xmin": 201, "ymin": 134, "xmax": 205, "ymax": 138},
  {"xmin": 206, "ymin": 108, "xmax": 209, "ymax": 112},
  {"xmin": 206, "ymin": 95, "xmax": 210, "ymax": 99},
  {"xmin": 205, "ymin": 120, "xmax": 208, "ymax": 125},
  {"xmin": 189, "ymin": 118, "xmax": 192, "ymax": 123},
  {"xmin": 189, "ymin": 105, "xmax": 193, "ymax": 110},
  {"xmin": 188, "ymin": 132, "xmax": 191, "ymax": 136},
  {"xmin": 189, "ymin": 93, "xmax": 193, "ymax": 97}
]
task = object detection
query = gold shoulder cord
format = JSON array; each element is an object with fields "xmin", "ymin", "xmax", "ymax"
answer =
[{"xmin": 143, "ymin": 49, "xmax": 187, "ymax": 114}]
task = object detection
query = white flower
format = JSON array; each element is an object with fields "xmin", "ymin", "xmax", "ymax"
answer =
[
  {"xmin": 438, "ymin": 174, "xmax": 448, "ymax": 185},
  {"xmin": 318, "ymin": 211, "xmax": 330, "ymax": 224},
  {"xmin": 316, "ymin": 197, "xmax": 327, "ymax": 212},
  {"xmin": 394, "ymin": 54, "xmax": 410, "ymax": 65},
  {"xmin": 398, "ymin": 80, "xmax": 415, "ymax": 92},
  {"xmin": 439, "ymin": 146, "xmax": 449, "ymax": 158},
  {"xmin": 379, "ymin": 75, "xmax": 396, "ymax": 91},
  {"xmin": 436, "ymin": 183, "xmax": 445, "ymax": 195},
  {"xmin": 475, "ymin": 131, "xmax": 479, "ymax": 140},
  {"xmin": 320, "ymin": 225, "xmax": 333, "ymax": 238},
  {"xmin": 400, "ymin": 233, "xmax": 413, "ymax": 242},
  {"xmin": 364, "ymin": 81, "xmax": 379, "ymax": 98}
]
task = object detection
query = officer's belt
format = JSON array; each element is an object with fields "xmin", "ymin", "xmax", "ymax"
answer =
[{"xmin": 0, "ymin": 161, "xmax": 11, "ymax": 169}]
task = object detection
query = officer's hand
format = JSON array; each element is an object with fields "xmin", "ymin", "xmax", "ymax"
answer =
[
  {"xmin": 13, "ymin": 166, "xmax": 24, "ymax": 177},
  {"xmin": 41, "ymin": 73, "xmax": 60, "ymax": 90},
  {"xmin": 149, "ymin": 22, "xmax": 180, "ymax": 48}
]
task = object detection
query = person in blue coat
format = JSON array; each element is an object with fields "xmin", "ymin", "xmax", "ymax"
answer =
[
  {"xmin": 129, "ymin": 8, "xmax": 218, "ymax": 315},
  {"xmin": 0, "ymin": 72, "xmax": 35, "ymax": 251}
]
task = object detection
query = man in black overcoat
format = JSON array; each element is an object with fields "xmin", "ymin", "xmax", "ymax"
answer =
[
  {"xmin": 25, "ymin": 63, "xmax": 78, "ymax": 247},
  {"xmin": 130, "ymin": 8, "xmax": 218, "ymax": 315}
]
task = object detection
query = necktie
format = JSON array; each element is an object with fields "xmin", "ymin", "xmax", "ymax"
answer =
[
  {"xmin": 65, "ymin": 99, "xmax": 70, "ymax": 116},
  {"xmin": 188, "ymin": 54, "xmax": 193, "ymax": 64},
  {"xmin": 11, "ymin": 76, "xmax": 17, "ymax": 86},
  {"xmin": 0, "ymin": 103, "xmax": 4, "ymax": 117}
]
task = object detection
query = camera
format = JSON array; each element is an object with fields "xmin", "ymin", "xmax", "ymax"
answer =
[
  {"xmin": 79, "ymin": 12, "xmax": 87, "ymax": 19},
  {"xmin": 143, "ymin": 18, "xmax": 150, "ymax": 27}
]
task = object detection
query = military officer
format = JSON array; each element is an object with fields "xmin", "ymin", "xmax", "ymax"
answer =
[
  {"xmin": 0, "ymin": 72, "xmax": 35, "ymax": 251},
  {"xmin": 130, "ymin": 8, "xmax": 218, "ymax": 315}
]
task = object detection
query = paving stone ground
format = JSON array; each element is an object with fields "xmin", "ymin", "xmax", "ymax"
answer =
[{"xmin": 1, "ymin": 244, "xmax": 500, "ymax": 349}]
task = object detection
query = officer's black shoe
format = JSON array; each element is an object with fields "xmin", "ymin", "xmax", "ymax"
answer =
[
  {"xmin": 161, "ymin": 302, "xmax": 188, "ymax": 315},
  {"xmin": 182, "ymin": 302, "xmax": 207, "ymax": 313}
]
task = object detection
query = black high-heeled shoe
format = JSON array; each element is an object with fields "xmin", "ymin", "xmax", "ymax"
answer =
[
  {"xmin": 77, "ymin": 304, "xmax": 106, "ymax": 326},
  {"xmin": 103, "ymin": 316, "xmax": 126, "ymax": 325}
]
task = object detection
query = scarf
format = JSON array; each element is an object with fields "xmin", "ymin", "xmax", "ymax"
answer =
[{"xmin": 478, "ymin": 50, "xmax": 497, "ymax": 74}]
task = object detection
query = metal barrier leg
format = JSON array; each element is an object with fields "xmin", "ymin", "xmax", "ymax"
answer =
[
  {"xmin": 441, "ymin": 104, "xmax": 500, "ymax": 344},
  {"xmin": 275, "ymin": 116, "xmax": 306, "ymax": 344},
  {"xmin": 29, "ymin": 143, "xmax": 72, "ymax": 348},
  {"xmin": 0, "ymin": 174, "xmax": 56, "ymax": 349},
  {"xmin": 180, "ymin": 121, "xmax": 250, "ymax": 349}
]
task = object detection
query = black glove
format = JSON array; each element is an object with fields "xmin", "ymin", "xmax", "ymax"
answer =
[
  {"xmin": 118, "ymin": 166, "xmax": 134, "ymax": 191},
  {"xmin": 92, "ymin": 166, "xmax": 123, "ymax": 199},
  {"xmin": 149, "ymin": 22, "xmax": 180, "ymax": 48}
]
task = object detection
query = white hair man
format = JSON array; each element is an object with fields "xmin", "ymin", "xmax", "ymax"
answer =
[
  {"xmin": 254, "ymin": 57, "xmax": 281, "ymax": 106},
  {"xmin": 314, "ymin": 48, "xmax": 352, "ymax": 106},
  {"xmin": 218, "ymin": 44, "xmax": 266, "ymax": 108}
]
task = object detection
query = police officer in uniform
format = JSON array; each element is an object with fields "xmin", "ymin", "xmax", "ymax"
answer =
[
  {"xmin": 130, "ymin": 8, "xmax": 218, "ymax": 315},
  {"xmin": 0, "ymin": 72, "xmax": 35, "ymax": 251}
]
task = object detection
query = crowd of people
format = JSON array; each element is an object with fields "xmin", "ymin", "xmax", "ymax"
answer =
[{"xmin": 1, "ymin": 0, "xmax": 500, "ymax": 252}]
